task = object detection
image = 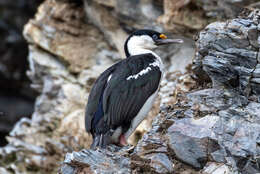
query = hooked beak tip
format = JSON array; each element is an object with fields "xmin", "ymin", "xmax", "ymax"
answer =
[{"xmin": 176, "ymin": 39, "xmax": 184, "ymax": 43}]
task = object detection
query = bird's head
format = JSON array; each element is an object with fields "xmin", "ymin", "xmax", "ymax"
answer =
[{"xmin": 124, "ymin": 29, "xmax": 183, "ymax": 57}]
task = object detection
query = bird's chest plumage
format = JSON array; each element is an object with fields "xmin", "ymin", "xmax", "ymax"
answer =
[{"xmin": 123, "ymin": 89, "xmax": 159, "ymax": 140}]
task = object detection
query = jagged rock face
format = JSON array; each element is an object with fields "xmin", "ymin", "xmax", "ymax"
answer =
[
  {"xmin": 196, "ymin": 0, "xmax": 259, "ymax": 19},
  {"xmin": 24, "ymin": 0, "xmax": 118, "ymax": 73},
  {"xmin": 85, "ymin": 0, "xmax": 260, "ymax": 36},
  {"xmin": 166, "ymin": 89, "xmax": 260, "ymax": 172},
  {"xmin": 193, "ymin": 9, "xmax": 260, "ymax": 95},
  {"xmin": 158, "ymin": 0, "xmax": 260, "ymax": 35}
]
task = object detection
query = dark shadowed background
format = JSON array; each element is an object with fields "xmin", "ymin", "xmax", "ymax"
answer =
[{"xmin": 0, "ymin": 0, "xmax": 43, "ymax": 146}]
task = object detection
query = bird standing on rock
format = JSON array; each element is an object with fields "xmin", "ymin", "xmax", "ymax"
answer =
[{"xmin": 85, "ymin": 29, "xmax": 183, "ymax": 149}]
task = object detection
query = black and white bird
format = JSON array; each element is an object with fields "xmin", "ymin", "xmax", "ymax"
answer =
[{"xmin": 85, "ymin": 29, "xmax": 183, "ymax": 149}]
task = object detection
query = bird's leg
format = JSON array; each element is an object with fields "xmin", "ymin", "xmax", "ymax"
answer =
[{"xmin": 119, "ymin": 134, "xmax": 128, "ymax": 146}]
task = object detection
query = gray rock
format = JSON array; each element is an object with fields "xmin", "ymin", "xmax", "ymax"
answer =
[
  {"xmin": 115, "ymin": 0, "xmax": 163, "ymax": 30},
  {"xmin": 157, "ymin": 87, "xmax": 260, "ymax": 172},
  {"xmin": 196, "ymin": 0, "xmax": 259, "ymax": 19},
  {"xmin": 62, "ymin": 148, "xmax": 131, "ymax": 174},
  {"xmin": 167, "ymin": 131, "xmax": 208, "ymax": 169},
  {"xmin": 193, "ymin": 9, "xmax": 260, "ymax": 95},
  {"xmin": 145, "ymin": 153, "xmax": 174, "ymax": 174}
]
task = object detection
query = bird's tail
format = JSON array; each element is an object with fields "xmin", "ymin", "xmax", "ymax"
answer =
[{"xmin": 90, "ymin": 133, "xmax": 111, "ymax": 149}]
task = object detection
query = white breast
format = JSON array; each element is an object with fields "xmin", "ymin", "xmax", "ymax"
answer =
[{"xmin": 124, "ymin": 90, "xmax": 158, "ymax": 139}]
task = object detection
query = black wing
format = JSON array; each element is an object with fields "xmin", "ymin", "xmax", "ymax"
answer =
[
  {"xmin": 103, "ymin": 54, "xmax": 162, "ymax": 129},
  {"xmin": 85, "ymin": 62, "xmax": 121, "ymax": 133}
]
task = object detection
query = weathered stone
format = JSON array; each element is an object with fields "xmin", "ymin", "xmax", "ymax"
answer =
[
  {"xmin": 24, "ymin": 0, "xmax": 115, "ymax": 73},
  {"xmin": 158, "ymin": 0, "xmax": 208, "ymax": 34},
  {"xmin": 84, "ymin": 0, "xmax": 127, "ymax": 57},
  {"xmin": 158, "ymin": 0, "xmax": 259, "ymax": 35},
  {"xmin": 203, "ymin": 163, "xmax": 232, "ymax": 174},
  {"xmin": 61, "ymin": 148, "xmax": 131, "ymax": 174},
  {"xmin": 196, "ymin": 0, "xmax": 259, "ymax": 19},
  {"xmin": 253, "ymin": 64, "xmax": 260, "ymax": 78},
  {"xmin": 193, "ymin": 9, "xmax": 260, "ymax": 95},
  {"xmin": 168, "ymin": 132, "xmax": 208, "ymax": 169},
  {"xmin": 166, "ymin": 115, "xmax": 221, "ymax": 169},
  {"xmin": 115, "ymin": 0, "xmax": 163, "ymax": 29},
  {"xmin": 145, "ymin": 153, "xmax": 174, "ymax": 173}
]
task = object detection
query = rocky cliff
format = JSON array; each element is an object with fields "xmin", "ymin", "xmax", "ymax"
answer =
[{"xmin": 0, "ymin": 0, "xmax": 259, "ymax": 174}]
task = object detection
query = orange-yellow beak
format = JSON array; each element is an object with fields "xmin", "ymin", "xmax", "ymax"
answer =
[{"xmin": 159, "ymin": 34, "xmax": 167, "ymax": 39}]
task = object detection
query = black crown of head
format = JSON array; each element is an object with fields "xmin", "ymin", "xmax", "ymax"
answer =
[{"xmin": 131, "ymin": 29, "xmax": 161, "ymax": 37}]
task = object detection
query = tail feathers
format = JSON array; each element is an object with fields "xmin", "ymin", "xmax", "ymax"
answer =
[{"xmin": 90, "ymin": 133, "xmax": 111, "ymax": 149}]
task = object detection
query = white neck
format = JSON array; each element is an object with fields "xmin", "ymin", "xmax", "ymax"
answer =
[
  {"xmin": 129, "ymin": 47, "xmax": 155, "ymax": 56},
  {"xmin": 127, "ymin": 35, "xmax": 157, "ymax": 56}
]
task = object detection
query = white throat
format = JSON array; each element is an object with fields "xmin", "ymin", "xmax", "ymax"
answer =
[
  {"xmin": 127, "ymin": 35, "xmax": 157, "ymax": 56},
  {"xmin": 130, "ymin": 48, "xmax": 155, "ymax": 56}
]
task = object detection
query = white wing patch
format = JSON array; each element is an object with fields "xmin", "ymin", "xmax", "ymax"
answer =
[
  {"xmin": 126, "ymin": 60, "xmax": 160, "ymax": 80},
  {"xmin": 126, "ymin": 67, "xmax": 152, "ymax": 80},
  {"xmin": 107, "ymin": 74, "xmax": 112, "ymax": 83},
  {"xmin": 149, "ymin": 60, "xmax": 160, "ymax": 68}
]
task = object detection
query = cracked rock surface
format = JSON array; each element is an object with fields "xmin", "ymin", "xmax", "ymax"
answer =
[{"xmin": 193, "ymin": 9, "xmax": 260, "ymax": 96}]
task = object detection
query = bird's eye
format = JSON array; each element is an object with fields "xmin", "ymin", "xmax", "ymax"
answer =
[{"xmin": 152, "ymin": 34, "xmax": 158, "ymax": 40}]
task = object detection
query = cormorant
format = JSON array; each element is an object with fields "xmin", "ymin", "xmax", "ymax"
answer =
[{"xmin": 85, "ymin": 29, "xmax": 183, "ymax": 149}]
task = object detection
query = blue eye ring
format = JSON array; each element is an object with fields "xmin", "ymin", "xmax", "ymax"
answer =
[{"xmin": 152, "ymin": 34, "xmax": 158, "ymax": 40}]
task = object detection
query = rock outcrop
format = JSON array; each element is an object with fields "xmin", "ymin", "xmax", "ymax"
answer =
[
  {"xmin": 158, "ymin": 0, "xmax": 259, "ymax": 35},
  {"xmin": 193, "ymin": 9, "xmax": 260, "ymax": 96},
  {"xmin": 0, "ymin": 0, "xmax": 260, "ymax": 174}
]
